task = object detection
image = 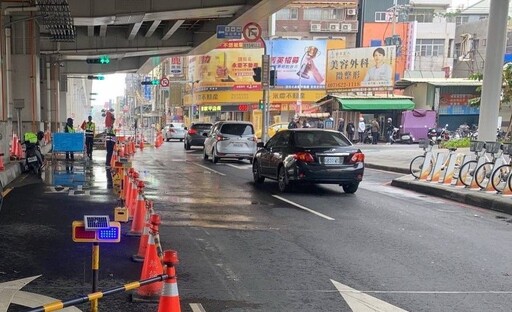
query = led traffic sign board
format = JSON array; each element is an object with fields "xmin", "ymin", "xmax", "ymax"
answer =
[
  {"xmin": 87, "ymin": 75, "xmax": 105, "ymax": 80},
  {"xmin": 141, "ymin": 79, "xmax": 160, "ymax": 86},
  {"xmin": 86, "ymin": 56, "xmax": 110, "ymax": 64},
  {"xmin": 72, "ymin": 220, "xmax": 121, "ymax": 243}
]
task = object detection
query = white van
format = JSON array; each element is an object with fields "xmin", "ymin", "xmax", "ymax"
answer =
[{"xmin": 203, "ymin": 121, "xmax": 257, "ymax": 163}]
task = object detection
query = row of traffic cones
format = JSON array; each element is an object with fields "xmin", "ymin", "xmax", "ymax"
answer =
[
  {"xmin": 9, "ymin": 134, "xmax": 24, "ymax": 160},
  {"xmin": 155, "ymin": 131, "xmax": 164, "ymax": 148},
  {"xmin": 110, "ymin": 135, "xmax": 181, "ymax": 311}
]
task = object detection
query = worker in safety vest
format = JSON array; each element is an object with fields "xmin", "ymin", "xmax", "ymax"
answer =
[
  {"xmin": 84, "ymin": 116, "xmax": 95, "ymax": 159},
  {"xmin": 105, "ymin": 127, "xmax": 116, "ymax": 167},
  {"xmin": 64, "ymin": 117, "xmax": 75, "ymax": 161}
]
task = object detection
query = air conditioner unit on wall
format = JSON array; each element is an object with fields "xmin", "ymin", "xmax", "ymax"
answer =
[
  {"xmin": 310, "ymin": 23, "xmax": 321, "ymax": 31},
  {"xmin": 329, "ymin": 23, "xmax": 340, "ymax": 31},
  {"xmin": 341, "ymin": 24, "xmax": 352, "ymax": 31},
  {"xmin": 347, "ymin": 9, "xmax": 356, "ymax": 16}
]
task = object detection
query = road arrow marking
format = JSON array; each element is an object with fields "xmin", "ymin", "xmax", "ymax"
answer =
[
  {"xmin": 330, "ymin": 279, "xmax": 408, "ymax": 312},
  {"xmin": 0, "ymin": 275, "xmax": 41, "ymax": 312}
]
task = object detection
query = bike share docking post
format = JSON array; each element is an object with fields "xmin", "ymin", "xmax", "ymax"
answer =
[{"xmin": 418, "ymin": 140, "xmax": 434, "ymax": 181}]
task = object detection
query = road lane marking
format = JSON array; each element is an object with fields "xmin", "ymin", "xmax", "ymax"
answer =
[
  {"xmin": 192, "ymin": 163, "xmax": 226, "ymax": 176},
  {"xmin": 331, "ymin": 279, "xmax": 408, "ymax": 312},
  {"xmin": 272, "ymin": 195, "xmax": 335, "ymax": 220},
  {"xmin": 190, "ymin": 303, "xmax": 207, "ymax": 311},
  {"xmin": 226, "ymin": 164, "xmax": 251, "ymax": 169}
]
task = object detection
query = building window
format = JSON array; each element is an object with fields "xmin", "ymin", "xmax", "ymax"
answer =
[
  {"xmin": 375, "ymin": 11, "xmax": 387, "ymax": 22},
  {"xmin": 454, "ymin": 43, "xmax": 461, "ymax": 58},
  {"xmin": 276, "ymin": 8, "xmax": 298, "ymax": 20},
  {"xmin": 304, "ymin": 8, "xmax": 343, "ymax": 20},
  {"xmin": 416, "ymin": 39, "xmax": 445, "ymax": 57},
  {"xmin": 408, "ymin": 9, "xmax": 434, "ymax": 23},
  {"xmin": 455, "ymin": 16, "xmax": 469, "ymax": 25}
]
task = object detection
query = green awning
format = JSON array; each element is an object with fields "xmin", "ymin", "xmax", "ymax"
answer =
[{"xmin": 332, "ymin": 97, "xmax": 415, "ymax": 111}]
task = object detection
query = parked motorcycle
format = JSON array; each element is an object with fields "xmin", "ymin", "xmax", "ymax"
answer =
[
  {"xmin": 427, "ymin": 124, "xmax": 450, "ymax": 144},
  {"xmin": 390, "ymin": 126, "xmax": 414, "ymax": 144},
  {"xmin": 23, "ymin": 131, "xmax": 44, "ymax": 177},
  {"xmin": 363, "ymin": 126, "xmax": 373, "ymax": 144}
]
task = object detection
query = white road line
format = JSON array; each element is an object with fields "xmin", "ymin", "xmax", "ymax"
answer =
[
  {"xmin": 226, "ymin": 164, "xmax": 251, "ymax": 169},
  {"xmin": 190, "ymin": 303, "xmax": 207, "ymax": 312},
  {"xmin": 272, "ymin": 195, "xmax": 335, "ymax": 220},
  {"xmin": 192, "ymin": 163, "xmax": 226, "ymax": 176}
]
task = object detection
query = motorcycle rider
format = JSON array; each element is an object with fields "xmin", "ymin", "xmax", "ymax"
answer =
[{"xmin": 23, "ymin": 131, "xmax": 44, "ymax": 168}]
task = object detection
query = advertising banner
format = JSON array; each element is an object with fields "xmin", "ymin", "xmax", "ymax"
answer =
[
  {"xmin": 187, "ymin": 40, "xmax": 264, "ymax": 91},
  {"xmin": 326, "ymin": 46, "xmax": 396, "ymax": 91},
  {"xmin": 268, "ymin": 40, "xmax": 328, "ymax": 90}
]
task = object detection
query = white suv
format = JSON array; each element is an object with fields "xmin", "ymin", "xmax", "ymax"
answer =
[{"xmin": 203, "ymin": 121, "xmax": 257, "ymax": 163}]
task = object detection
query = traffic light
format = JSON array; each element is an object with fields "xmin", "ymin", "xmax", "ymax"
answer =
[
  {"xmin": 252, "ymin": 67, "xmax": 262, "ymax": 82},
  {"xmin": 87, "ymin": 75, "xmax": 105, "ymax": 80},
  {"xmin": 258, "ymin": 99, "xmax": 264, "ymax": 109},
  {"xmin": 86, "ymin": 55, "xmax": 110, "ymax": 64},
  {"xmin": 141, "ymin": 79, "xmax": 160, "ymax": 86}
]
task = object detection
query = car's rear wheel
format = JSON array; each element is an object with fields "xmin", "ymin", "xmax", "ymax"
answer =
[
  {"xmin": 252, "ymin": 161, "xmax": 265, "ymax": 183},
  {"xmin": 203, "ymin": 149, "xmax": 209, "ymax": 160},
  {"xmin": 184, "ymin": 141, "xmax": 190, "ymax": 150},
  {"xmin": 342, "ymin": 182, "xmax": 359, "ymax": 194},
  {"xmin": 278, "ymin": 166, "xmax": 291, "ymax": 192}
]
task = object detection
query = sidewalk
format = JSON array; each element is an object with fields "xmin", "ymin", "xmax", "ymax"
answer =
[{"xmin": 360, "ymin": 144, "xmax": 512, "ymax": 215}]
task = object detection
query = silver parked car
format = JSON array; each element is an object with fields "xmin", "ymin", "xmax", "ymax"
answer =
[
  {"xmin": 203, "ymin": 121, "xmax": 257, "ymax": 163},
  {"xmin": 164, "ymin": 123, "xmax": 187, "ymax": 141}
]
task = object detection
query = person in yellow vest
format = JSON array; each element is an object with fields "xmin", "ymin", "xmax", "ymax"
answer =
[
  {"xmin": 64, "ymin": 117, "xmax": 75, "ymax": 161},
  {"xmin": 84, "ymin": 115, "xmax": 96, "ymax": 159}
]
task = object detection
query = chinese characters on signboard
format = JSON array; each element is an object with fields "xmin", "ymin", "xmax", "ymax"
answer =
[
  {"xmin": 438, "ymin": 93, "xmax": 480, "ymax": 115},
  {"xmin": 326, "ymin": 46, "xmax": 396, "ymax": 91},
  {"xmin": 169, "ymin": 56, "xmax": 183, "ymax": 76}
]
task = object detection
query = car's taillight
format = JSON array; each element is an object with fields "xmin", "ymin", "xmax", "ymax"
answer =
[
  {"xmin": 169, "ymin": 129, "xmax": 175, "ymax": 133},
  {"xmin": 348, "ymin": 152, "xmax": 365, "ymax": 164},
  {"xmin": 248, "ymin": 135, "xmax": 257, "ymax": 142},
  {"xmin": 188, "ymin": 129, "xmax": 197, "ymax": 135},
  {"xmin": 293, "ymin": 152, "xmax": 314, "ymax": 163},
  {"xmin": 216, "ymin": 135, "xmax": 229, "ymax": 141}
]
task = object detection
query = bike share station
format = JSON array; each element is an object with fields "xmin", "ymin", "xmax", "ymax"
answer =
[
  {"xmin": 411, "ymin": 139, "xmax": 512, "ymax": 196},
  {"xmin": 50, "ymin": 132, "xmax": 88, "ymax": 189}
]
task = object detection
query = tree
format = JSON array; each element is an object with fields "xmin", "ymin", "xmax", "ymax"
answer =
[{"xmin": 468, "ymin": 63, "xmax": 512, "ymax": 139}]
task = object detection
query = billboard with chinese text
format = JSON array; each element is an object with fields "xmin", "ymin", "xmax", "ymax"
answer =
[
  {"xmin": 326, "ymin": 46, "xmax": 396, "ymax": 91},
  {"xmin": 268, "ymin": 40, "xmax": 330, "ymax": 90},
  {"xmin": 187, "ymin": 40, "xmax": 264, "ymax": 91}
]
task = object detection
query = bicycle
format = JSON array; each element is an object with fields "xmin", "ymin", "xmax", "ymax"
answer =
[
  {"xmin": 409, "ymin": 139, "xmax": 458, "ymax": 179},
  {"xmin": 458, "ymin": 141, "xmax": 490, "ymax": 187},
  {"xmin": 474, "ymin": 142, "xmax": 509, "ymax": 190},
  {"xmin": 490, "ymin": 143, "xmax": 512, "ymax": 192}
]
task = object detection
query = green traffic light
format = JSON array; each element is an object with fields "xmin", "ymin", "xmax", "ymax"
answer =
[
  {"xmin": 100, "ymin": 56, "xmax": 110, "ymax": 64},
  {"xmin": 97, "ymin": 74, "xmax": 105, "ymax": 80},
  {"xmin": 152, "ymin": 79, "xmax": 159, "ymax": 85}
]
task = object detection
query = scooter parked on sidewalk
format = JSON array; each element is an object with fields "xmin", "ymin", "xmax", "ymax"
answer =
[{"xmin": 390, "ymin": 126, "xmax": 414, "ymax": 144}]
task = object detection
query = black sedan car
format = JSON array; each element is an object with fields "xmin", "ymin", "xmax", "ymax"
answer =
[
  {"xmin": 184, "ymin": 122, "xmax": 212, "ymax": 150},
  {"xmin": 252, "ymin": 129, "xmax": 364, "ymax": 193}
]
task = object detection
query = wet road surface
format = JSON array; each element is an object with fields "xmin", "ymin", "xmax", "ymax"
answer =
[{"xmin": 1, "ymin": 143, "xmax": 512, "ymax": 311}]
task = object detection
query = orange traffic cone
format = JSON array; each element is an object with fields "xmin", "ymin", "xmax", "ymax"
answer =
[
  {"xmin": 129, "ymin": 171, "xmax": 140, "ymax": 219},
  {"xmin": 139, "ymin": 136, "xmax": 144, "ymax": 150},
  {"xmin": 127, "ymin": 180, "xmax": 145, "ymax": 236},
  {"xmin": 0, "ymin": 153, "xmax": 5, "ymax": 171},
  {"xmin": 132, "ymin": 213, "xmax": 159, "ymax": 262},
  {"xmin": 16, "ymin": 140, "xmax": 24, "ymax": 159},
  {"xmin": 132, "ymin": 213, "xmax": 163, "ymax": 303},
  {"xmin": 157, "ymin": 250, "xmax": 181, "ymax": 312}
]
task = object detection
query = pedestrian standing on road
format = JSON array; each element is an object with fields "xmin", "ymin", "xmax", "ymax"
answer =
[
  {"xmin": 288, "ymin": 115, "xmax": 300, "ymax": 129},
  {"xmin": 83, "ymin": 116, "xmax": 95, "ymax": 159},
  {"xmin": 357, "ymin": 117, "xmax": 365, "ymax": 143},
  {"xmin": 385, "ymin": 117, "xmax": 394, "ymax": 144},
  {"xmin": 346, "ymin": 120, "xmax": 355, "ymax": 142},
  {"xmin": 64, "ymin": 117, "xmax": 75, "ymax": 161},
  {"xmin": 371, "ymin": 118, "xmax": 380, "ymax": 144},
  {"xmin": 337, "ymin": 118, "xmax": 345, "ymax": 134}
]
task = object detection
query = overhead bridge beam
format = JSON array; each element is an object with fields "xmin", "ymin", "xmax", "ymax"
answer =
[{"xmin": 162, "ymin": 20, "xmax": 184, "ymax": 40}]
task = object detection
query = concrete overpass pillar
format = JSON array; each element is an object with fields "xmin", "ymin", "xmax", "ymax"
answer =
[{"xmin": 478, "ymin": 0, "xmax": 510, "ymax": 141}]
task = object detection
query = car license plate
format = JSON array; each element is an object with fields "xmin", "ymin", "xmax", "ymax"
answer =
[
  {"xmin": 27, "ymin": 156, "xmax": 38, "ymax": 163},
  {"xmin": 323, "ymin": 157, "xmax": 341, "ymax": 165},
  {"xmin": 233, "ymin": 143, "xmax": 244, "ymax": 147}
]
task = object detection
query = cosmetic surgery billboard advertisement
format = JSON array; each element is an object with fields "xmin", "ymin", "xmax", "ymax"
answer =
[
  {"xmin": 326, "ymin": 45, "xmax": 396, "ymax": 91},
  {"xmin": 187, "ymin": 40, "xmax": 264, "ymax": 91},
  {"xmin": 268, "ymin": 40, "xmax": 328, "ymax": 90}
]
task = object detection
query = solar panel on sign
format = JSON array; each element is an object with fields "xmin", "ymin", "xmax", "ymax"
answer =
[{"xmin": 84, "ymin": 215, "xmax": 110, "ymax": 230}]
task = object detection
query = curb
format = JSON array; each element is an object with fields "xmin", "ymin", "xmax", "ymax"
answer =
[
  {"xmin": 365, "ymin": 163, "xmax": 410, "ymax": 174},
  {"xmin": 391, "ymin": 176, "xmax": 512, "ymax": 215}
]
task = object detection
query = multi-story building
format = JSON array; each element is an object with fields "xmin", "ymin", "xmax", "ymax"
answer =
[
  {"xmin": 264, "ymin": 0, "xmax": 359, "ymax": 47},
  {"xmin": 360, "ymin": 0, "xmax": 455, "ymax": 78}
]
